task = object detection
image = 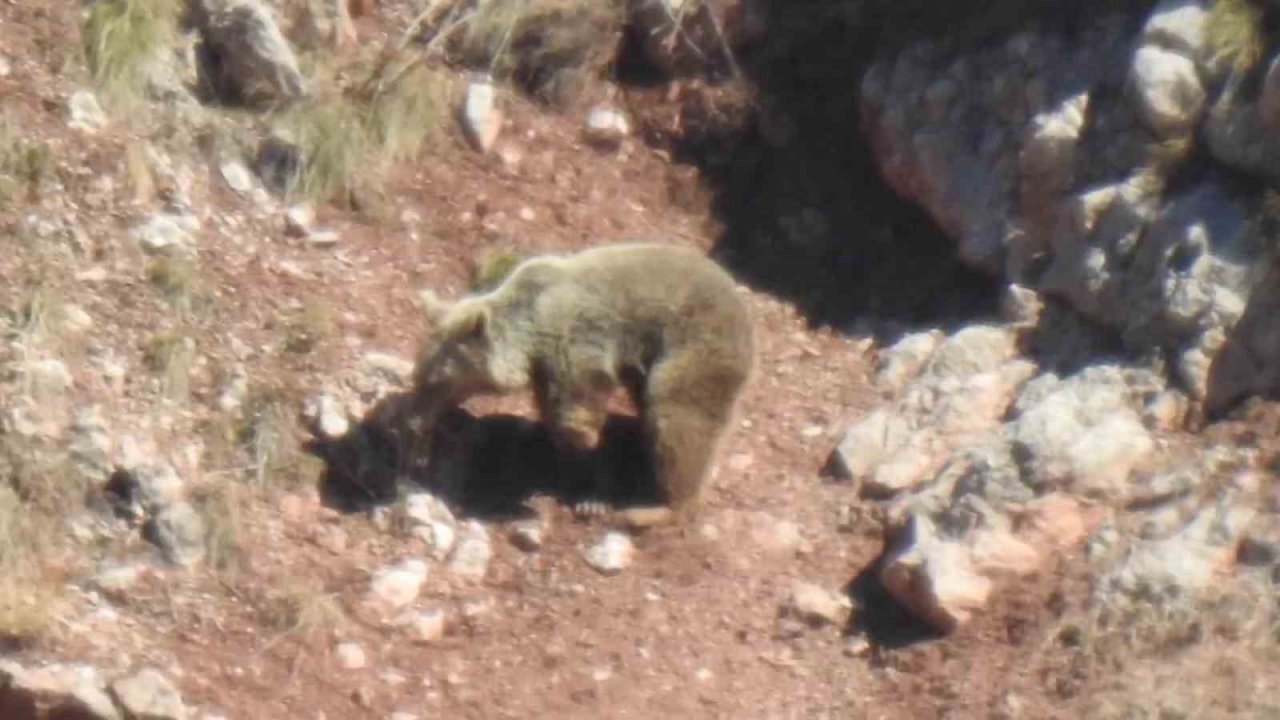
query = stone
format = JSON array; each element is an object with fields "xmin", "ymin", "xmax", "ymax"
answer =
[
  {"xmin": 874, "ymin": 330, "xmax": 943, "ymax": 392},
  {"xmin": 24, "ymin": 358, "xmax": 73, "ymax": 396},
  {"xmin": 0, "ymin": 56, "xmax": 10, "ymax": 78},
  {"xmin": 148, "ymin": 502, "xmax": 207, "ymax": 568},
  {"xmin": 0, "ymin": 661, "xmax": 121, "ymax": 720},
  {"xmin": 1019, "ymin": 92, "xmax": 1089, "ymax": 192},
  {"xmin": 67, "ymin": 91, "xmax": 107, "ymax": 132},
  {"xmin": 1009, "ymin": 366, "xmax": 1157, "ymax": 498},
  {"xmin": 62, "ymin": 305, "xmax": 94, "ymax": 334},
  {"xmin": 582, "ymin": 105, "xmax": 630, "ymax": 149},
  {"xmin": 879, "ymin": 514, "xmax": 993, "ymax": 633},
  {"xmin": 509, "ymin": 518, "xmax": 545, "ymax": 552},
  {"xmin": 368, "ymin": 559, "xmax": 429, "ymax": 610},
  {"xmin": 1000, "ymin": 284, "xmax": 1044, "ymax": 329},
  {"xmin": 448, "ymin": 520, "xmax": 492, "ymax": 581},
  {"xmin": 336, "ymin": 642, "xmax": 367, "ymax": 670},
  {"xmin": 828, "ymin": 408, "xmax": 912, "ymax": 481},
  {"xmin": 304, "ymin": 394, "xmax": 350, "ymax": 440},
  {"xmin": 219, "ymin": 161, "xmax": 255, "ymax": 193},
  {"xmin": 109, "ymin": 668, "xmax": 188, "ymax": 720},
  {"xmin": 111, "ymin": 462, "xmax": 186, "ymax": 516},
  {"xmin": 922, "ymin": 325, "xmax": 1019, "ymax": 379},
  {"xmin": 133, "ymin": 213, "xmax": 200, "ymax": 255},
  {"xmin": 786, "ymin": 581, "xmax": 853, "ymax": 627},
  {"xmin": 584, "ymin": 531, "xmax": 634, "ymax": 575},
  {"xmin": 284, "ymin": 204, "xmax": 314, "ymax": 237},
  {"xmin": 1129, "ymin": 45, "xmax": 1205, "ymax": 136},
  {"xmin": 401, "ymin": 492, "xmax": 456, "ymax": 560},
  {"xmin": 461, "ymin": 81, "xmax": 502, "ymax": 153},
  {"xmin": 403, "ymin": 608, "xmax": 447, "ymax": 644},
  {"xmin": 1141, "ymin": 0, "xmax": 1209, "ymax": 58},
  {"xmin": 92, "ymin": 563, "xmax": 145, "ymax": 595},
  {"xmin": 189, "ymin": 0, "xmax": 306, "ymax": 106}
]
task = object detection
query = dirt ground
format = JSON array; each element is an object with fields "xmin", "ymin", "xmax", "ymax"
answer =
[{"xmin": 3, "ymin": 3, "xmax": 1276, "ymax": 719}]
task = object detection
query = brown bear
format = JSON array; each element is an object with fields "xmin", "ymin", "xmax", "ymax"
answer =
[{"xmin": 406, "ymin": 242, "xmax": 755, "ymax": 526}]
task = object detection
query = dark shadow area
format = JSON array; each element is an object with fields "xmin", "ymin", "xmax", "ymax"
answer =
[
  {"xmin": 305, "ymin": 394, "xmax": 660, "ymax": 521},
  {"xmin": 1204, "ymin": 262, "xmax": 1280, "ymax": 422},
  {"xmin": 628, "ymin": 0, "xmax": 1157, "ymax": 339},
  {"xmin": 842, "ymin": 550, "xmax": 943, "ymax": 650}
]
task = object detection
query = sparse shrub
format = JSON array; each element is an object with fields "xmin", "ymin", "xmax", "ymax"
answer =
[
  {"xmin": 281, "ymin": 302, "xmax": 337, "ymax": 355},
  {"xmin": 142, "ymin": 329, "xmax": 197, "ymax": 399},
  {"xmin": 146, "ymin": 256, "xmax": 197, "ymax": 303},
  {"xmin": 81, "ymin": 0, "xmax": 178, "ymax": 106},
  {"xmin": 272, "ymin": 63, "xmax": 450, "ymax": 201},
  {"xmin": 240, "ymin": 385, "xmax": 322, "ymax": 490},
  {"xmin": 0, "ymin": 116, "xmax": 53, "ymax": 205},
  {"xmin": 1207, "ymin": 0, "xmax": 1266, "ymax": 73}
]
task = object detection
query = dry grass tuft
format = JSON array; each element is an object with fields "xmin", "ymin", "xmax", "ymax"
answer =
[
  {"xmin": 81, "ymin": 0, "xmax": 179, "ymax": 107},
  {"xmin": 0, "ymin": 116, "xmax": 54, "ymax": 206},
  {"xmin": 470, "ymin": 246, "xmax": 528, "ymax": 292},
  {"xmin": 1206, "ymin": 0, "xmax": 1266, "ymax": 74},
  {"xmin": 142, "ymin": 329, "xmax": 197, "ymax": 400}
]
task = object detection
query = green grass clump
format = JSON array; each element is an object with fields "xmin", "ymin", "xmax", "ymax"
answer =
[
  {"xmin": 1207, "ymin": 0, "xmax": 1265, "ymax": 73},
  {"xmin": 82, "ymin": 0, "xmax": 178, "ymax": 107}
]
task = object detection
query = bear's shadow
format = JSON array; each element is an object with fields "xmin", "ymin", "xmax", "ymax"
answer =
[{"xmin": 304, "ymin": 392, "xmax": 661, "ymax": 521}]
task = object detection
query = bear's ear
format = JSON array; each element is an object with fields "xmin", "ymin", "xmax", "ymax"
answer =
[{"xmin": 418, "ymin": 289, "xmax": 451, "ymax": 328}]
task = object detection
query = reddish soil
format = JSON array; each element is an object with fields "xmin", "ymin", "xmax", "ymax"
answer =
[{"xmin": 2, "ymin": 3, "xmax": 1268, "ymax": 720}]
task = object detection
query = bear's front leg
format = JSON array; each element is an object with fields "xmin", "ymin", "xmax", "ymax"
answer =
[{"xmin": 532, "ymin": 368, "xmax": 615, "ymax": 516}]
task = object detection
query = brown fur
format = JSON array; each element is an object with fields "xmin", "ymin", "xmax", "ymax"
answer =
[{"xmin": 408, "ymin": 242, "xmax": 755, "ymax": 523}]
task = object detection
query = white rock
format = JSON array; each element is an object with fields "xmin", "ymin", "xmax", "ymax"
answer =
[
  {"xmin": 308, "ymin": 229, "xmax": 341, "ymax": 248},
  {"xmin": 875, "ymin": 330, "xmax": 943, "ymax": 391},
  {"xmin": 582, "ymin": 105, "xmax": 631, "ymax": 149},
  {"xmin": 509, "ymin": 518, "xmax": 545, "ymax": 551},
  {"xmin": 62, "ymin": 304, "xmax": 94, "ymax": 333},
  {"xmin": 403, "ymin": 607, "xmax": 447, "ymax": 644},
  {"xmin": 880, "ymin": 514, "xmax": 993, "ymax": 632},
  {"xmin": 25, "ymin": 358, "xmax": 73, "ymax": 395},
  {"xmin": 786, "ymin": 581, "xmax": 853, "ymax": 627},
  {"xmin": 305, "ymin": 394, "xmax": 350, "ymax": 439},
  {"xmin": 448, "ymin": 520, "xmax": 492, "ymax": 580},
  {"xmin": 92, "ymin": 563, "xmax": 144, "ymax": 594},
  {"xmin": 336, "ymin": 642, "xmax": 367, "ymax": 670},
  {"xmin": 109, "ymin": 668, "xmax": 188, "ymax": 720},
  {"xmin": 0, "ymin": 661, "xmax": 121, "ymax": 720},
  {"xmin": 284, "ymin": 204, "xmax": 314, "ymax": 237},
  {"xmin": 1141, "ymin": 0, "xmax": 1208, "ymax": 58},
  {"xmin": 368, "ymin": 559, "xmax": 429, "ymax": 610},
  {"xmin": 133, "ymin": 213, "xmax": 200, "ymax": 255},
  {"xmin": 150, "ymin": 502, "xmax": 207, "ymax": 568},
  {"xmin": 1129, "ymin": 45, "xmax": 1206, "ymax": 136},
  {"xmin": 461, "ymin": 81, "xmax": 503, "ymax": 153},
  {"xmin": 219, "ymin": 161, "xmax": 255, "ymax": 193},
  {"xmin": 67, "ymin": 90, "xmax": 107, "ymax": 132},
  {"xmin": 0, "ymin": 56, "xmax": 11, "ymax": 77},
  {"xmin": 584, "ymin": 531, "xmax": 635, "ymax": 575},
  {"xmin": 1019, "ymin": 92, "xmax": 1089, "ymax": 190},
  {"xmin": 828, "ymin": 408, "xmax": 912, "ymax": 481}
]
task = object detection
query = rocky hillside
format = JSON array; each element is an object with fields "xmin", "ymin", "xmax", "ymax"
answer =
[{"xmin": 1, "ymin": 0, "xmax": 1279, "ymax": 718}]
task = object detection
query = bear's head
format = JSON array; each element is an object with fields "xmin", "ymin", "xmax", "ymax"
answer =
[{"xmin": 410, "ymin": 291, "xmax": 497, "ymax": 421}]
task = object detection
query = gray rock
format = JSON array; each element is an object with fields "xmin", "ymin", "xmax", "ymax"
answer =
[
  {"xmin": 219, "ymin": 161, "xmax": 255, "ymax": 193},
  {"xmin": 1009, "ymin": 366, "xmax": 1157, "ymax": 498},
  {"xmin": 284, "ymin": 204, "xmax": 314, "ymax": 238},
  {"xmin": 109, "ymin": 668, "xmax": 189, "ymax": 720},
  {"xmin": 335, "ymin": 642, "xmax": 367, "ymax": 670},
  {"xmin": 785, "ymin": 581, "xmax": 853, "ymax": 627},
  {"xmin": 133, "ymin": 213, "xmax": 200, "ymax": 255},
  {"xmin": 303, "ymin": 394, "xmax": 349, "ymax": 440},
  {"xmin": 448, "ymin": 520, "xmax": 492, "ymax": 580},
  {"xmin": 67, "ymin": 91, "xmax": 107, "ymax": 132},
  {"xmin": 879, "ymin": 514, "xmax": 994, "ymax": 633},
  {"xmin": 0, "ymin": 660, "xmax": 121, "ymax": 720},
  {"xmin": 509, "ymin": 518, "xmax": 546, "ymax": 552},
  {"xmin": 24, "ymin": 358, "xmax": 73, "ymax": 396},
  {"xmin": 189, "ymin": 0, "xmax": 306, "ymax": 106},
  {"xmin": 402, "ymin": 607, "xmax": 447, "ymax": 644},
  {"xmin": 874, "ymin": 330, "xmax": 943, "ymax": 392},
  {"xmin": 461, "ymin": 81, "xmax": 502, "ymax": 153},
  {"xmin": 1129, "ymin": 45, "xmax": 1205, "ymax": 136},
  {"xmin": 368, "ymin": 559, "xmax": 429, "ymax": 610},
  {"xmin": 1140, "ymin": 0, "xmax": 1209, "ymax": 59},
  {"xmin": 147, "ymin": 502, "xmax": 206, "ymax": 568},
  {"xmin": 584, "ymin": 531, "xmax": 634, "ymax": 575},
  {"xmin": 582, "ymin": 105, "xmax": 630, "ymax": 149}
]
